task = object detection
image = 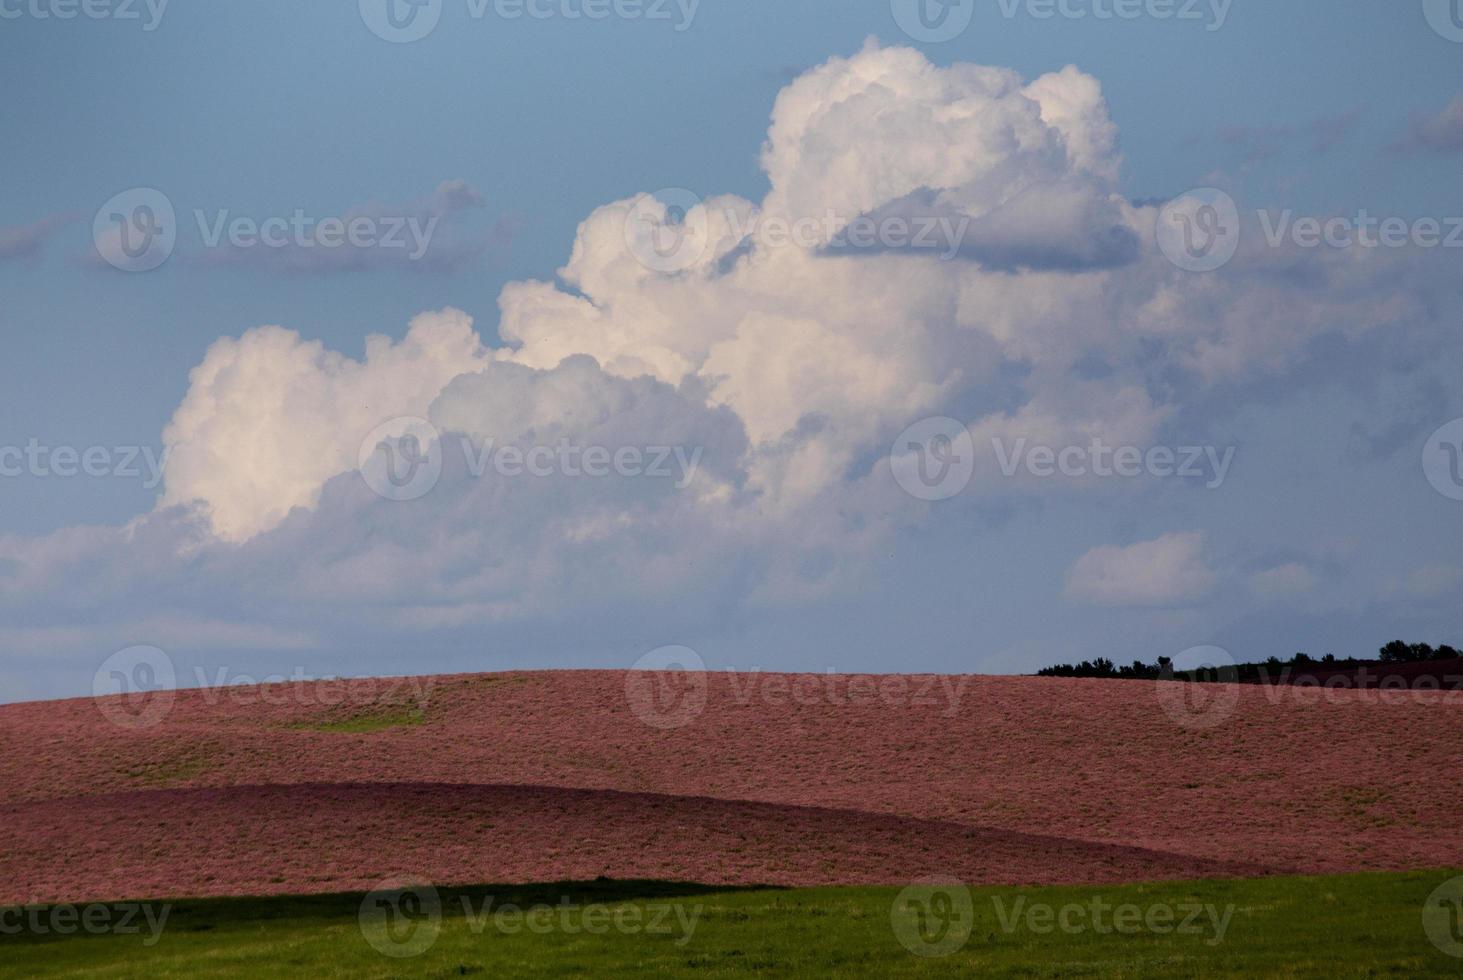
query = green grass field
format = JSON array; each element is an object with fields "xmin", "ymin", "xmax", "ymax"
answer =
[{"xmin": 4, "ymin": 871, "xmax": 1461, "ymax": 978}]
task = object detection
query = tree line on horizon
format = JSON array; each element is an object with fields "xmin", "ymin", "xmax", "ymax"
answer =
[{"xmin": 1036, "ymin": 641, "xmax": 1462, "ymax": 682}]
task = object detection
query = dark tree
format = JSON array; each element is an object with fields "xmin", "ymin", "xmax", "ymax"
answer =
[{"xmin": 1378, "ymin": 640, "xmax": 1412, "ymax": 663}]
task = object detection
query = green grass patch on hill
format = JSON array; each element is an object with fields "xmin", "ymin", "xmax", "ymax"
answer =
[
  {"xmin": 2, "ymin": 870, "xmax": 1460, "ymax": 978},
  {"xmin": 114, "ymin": 749, "xmax": 215, "ymax": 788},
  {"xmin": 288, "ymin": 707, "xmax": 426, "ymax": 734}
]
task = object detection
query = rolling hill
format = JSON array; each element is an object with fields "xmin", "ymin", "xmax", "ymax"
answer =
[{"xmin": 2, "ymin": 670, "xmax": 1459, "ymax": 905}]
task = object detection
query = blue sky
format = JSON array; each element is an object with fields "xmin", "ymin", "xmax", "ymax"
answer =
[{"xmin": 2, "ymin": 0, "xmax": 1461, "ymax": 700}]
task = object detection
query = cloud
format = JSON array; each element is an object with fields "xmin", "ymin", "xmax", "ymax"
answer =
[
  {"xmin": 1064, "ymin": 532, "xmax": 1218, "ymax": 606},
  {"xmin": 1248, "ymin": 562, "xmax": 1317, "ymax": 600},
  {"xmin": 1395, "ymin": 96, "xmax": 1463, "ymax": 155},
  {"xmin": 828, "ymin": 181, "xmax": 1140, "ymax": 271},
  {"xmin": 1388, "ymin": 563, "xmax": 1463, "ymax": 601},
  {"xmin": 1346, "ymin": 376, "xmax": 1450, "ymax": 462},
  {"xmin": 159, "ymin": 309, "xmax": 495, "ymax": 542},
  {"xmin": 0, "ymin": 212, "xmax": 77, "ymax": 262},
  {"xmin": 1, "ymin": 44, "xmax": 1457, "ymax": 679},
  {"xmin": 186, "ymin": 180, "xmax": 505, "ymax": 275}
]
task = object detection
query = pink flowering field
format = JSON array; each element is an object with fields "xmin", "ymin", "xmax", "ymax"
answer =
[{"xmin": 1, "ymin": 671, "xmax": 1458, "ymax": 904}]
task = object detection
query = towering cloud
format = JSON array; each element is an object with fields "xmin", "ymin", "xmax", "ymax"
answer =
[{"xmin": 0, "ymin": 44, "xmax": 1452, "ymax": 676}]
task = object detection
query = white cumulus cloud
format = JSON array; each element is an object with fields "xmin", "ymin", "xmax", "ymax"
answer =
[
  {"xmin": 1064, "ymin": 532, "xmax": 1218, "ymax": 606},
  {"xmin": 1, "ymin": 43, "xmax": 1455, "ymax": 681}
]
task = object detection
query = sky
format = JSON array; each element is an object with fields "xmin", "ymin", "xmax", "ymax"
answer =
[{"xmin": 1, "ymin": 0, "xmax": 1461, "ymax": 702}]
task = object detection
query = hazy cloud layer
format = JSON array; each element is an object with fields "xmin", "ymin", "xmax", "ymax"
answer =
[
  {"xmin": 1397, "ymin": 96, "xmax": 1463, "ymax": 155},
  {"xmin": 0, "ymin": 212, "xmax": 76, "ymax": 262}
]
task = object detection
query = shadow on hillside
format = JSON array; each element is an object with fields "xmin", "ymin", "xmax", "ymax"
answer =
[{"xmin": 0, "ymin": 879, "xmax": 782, "ymax": 944}]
